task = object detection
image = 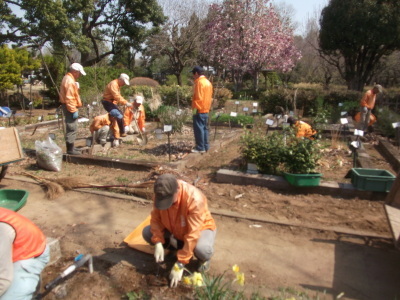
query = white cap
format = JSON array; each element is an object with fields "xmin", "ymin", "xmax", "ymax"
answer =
[
  {"xmin": 119, "ymin": 73, "xmax": 130, "ymax": 86},
  {"xmin": 70, "ymin": 63, "xmax": 86, "ymax": 76},
  {"xmin": 135, "ymin": 95, "xmax": 143, "ymax": 104}
]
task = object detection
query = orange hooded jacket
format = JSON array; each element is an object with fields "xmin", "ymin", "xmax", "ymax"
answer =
[
  {"xmin": 123, "ymin": 105, "xmax": 146, "ymax": 131},
  {"xmin": 150, "ymin": 180, "xmax": 216, "ymax": 264},
  {"xmin": 90, "ymin": 113, "xmax": 120, "ymax": 139},
  {"xmin": 192, "ymin": 76, "xmax": 213, "ymax": 113},
  {"xmin": 0, "ymin": 208, "xmax": 46, "ymax": 262},
  {"xmin": 59, "ymin": 73, "xmax": 82, "ymax": 113},
  {"xmin": 294, "ymin": 121, "xmax": 317, "ymax": 139},
  {"xmin": 360, "ymin": 89, "xmax": 377, "ymax": 110}
]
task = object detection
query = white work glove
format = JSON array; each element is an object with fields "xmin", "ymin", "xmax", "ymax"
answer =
[
  {"xmin": 169, "ymin": 234, "xmax": 177, "ymax": 249},
  {"xmin": 169, "ymin": 262, "xmax": 184, "ymax": 288},
  {"xmin": 141, "ymin": 127, "xmax": 146, "ymax": 133},
  {"xmin": 126, "ymin": 103, "xmax": 132, "ymax": 107},
  {"xmin": 154, "ymin": 242, "xmax": 164, "ymax": 263},
  {"xmin": 124, "ymin": 126, "xmax": 130, "ymax": 133},
  {"xmin": 112, "ymin": 139, "xmax": 120, "ymax": 147}
]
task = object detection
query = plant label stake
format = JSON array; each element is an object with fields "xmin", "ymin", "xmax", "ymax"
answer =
[
  {"xmin": 229, "ymin": 112, "xmax": 237, "ymax": 130},
  {"xmin": 266, "ymin": 119, "xmax": 274, "ymax": 134},
  {"xmin": 164, "ymin": 125, "xmax": 172, "ymax": 162},
  {"xmin": 235, "ymin": 100, "xmax": 239, "ymax": 112},
  {"xmin": 393, "ymin": 122, "xmax": 400, "ymax": 149}
]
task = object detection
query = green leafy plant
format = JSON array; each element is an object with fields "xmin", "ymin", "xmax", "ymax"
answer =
[
  {"xmin": 283, "ymin": 135, "xmax": 322, "ymax": 174},
  {"xmin": 157, "ymin": 106, "xmax": 191, "ymax": 133},
  {"xmin": 376, "ymin": 106, "xmax": 400, "ymax": 137},
  {"xmin": 212, "ymin": 113, "xmax": 254, "ymax": 126},
  {"xmin": 241, "ymin": 131, "xmax": 286, "ymax": 175}
]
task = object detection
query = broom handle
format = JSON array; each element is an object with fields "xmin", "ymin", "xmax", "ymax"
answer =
[{"xmin": 72, "ymin": 181, "xmax": 155, "ymax": 189}]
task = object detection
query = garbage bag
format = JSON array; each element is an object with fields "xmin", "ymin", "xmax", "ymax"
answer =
[{"xmin": 35, "ymin": 137, "xmax": 62, "ymax": 172}]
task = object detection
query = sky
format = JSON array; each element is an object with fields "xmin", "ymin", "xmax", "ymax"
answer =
[{"xmin": 273, "ymin": 0, "xmax": 328, "ymax": 35}]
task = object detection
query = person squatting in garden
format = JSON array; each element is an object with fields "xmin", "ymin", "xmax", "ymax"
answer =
[
  {"xmin": 142, "ymin": 174, "xmax": 217, "ymax": 288},
  {"xmin": 59, "ymin": 63, "xmax": 86, "ymax": 155},
  {"xmin": 287, "ymin": 116, "xmax": 317, "ymax": 139},
  {"xmin": 123, "ymin": 95, "xmax": 146, "ymax": 135},
  {"xmin": 0, "ymin": 207, "xmax": 50, "ymax": 300},
  {"xmin": 190, "ymin": 66, "xmax": 213, "ymax": 153},
  {"xmin": 359, "ymin": 84, "xmax": 382, "ymax": 131},
  {"xmin": 102, "ymin": 73, "xmax": 132, "ymax": 137},
  {"xmin": 89, "ymin": 113, "xmax": 121, "ymax": 147}
]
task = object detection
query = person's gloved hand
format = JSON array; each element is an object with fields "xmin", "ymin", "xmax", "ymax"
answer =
[
  {"xmin": 154, "ymin": 242, "xmax": 164, "ymax": 263},
  {"xmin": 169, "ymin": 262, "xmax": 184, "ymax": 288},
  {"xmin": 124, "ymin": 126, "xmax": 130, "ymax": 133},
  {"xmin": 141, "ymin": 127, "xmax": 146, "ymax": 133},
  {"xmin": 72, "ymin": 111, "xmax": 79, "ymax": 119}
]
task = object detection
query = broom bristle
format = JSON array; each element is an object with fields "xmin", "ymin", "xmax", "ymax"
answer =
[
  {"xmin": 53, "ymin": 176, "xmax": 93, "ymax": 190},
  {"xmin": 43, "ymin": 180, "xmax": 65, "ymax": 200}
]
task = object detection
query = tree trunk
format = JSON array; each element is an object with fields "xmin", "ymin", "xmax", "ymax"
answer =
[{"xmin": 253, "ymin": 72, "xmax": 259, "ymax": 91}]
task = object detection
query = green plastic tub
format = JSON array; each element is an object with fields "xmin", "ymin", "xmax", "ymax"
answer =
[
  {"xmin": 351, "ymin": 168, "xmax": 396, "ymax": 192},
  {"xmin": 0, "ymin": 189, "xmax": 28, "ymax": 211},
  {"xmin": 283, "ymin": 172, "xmax": 322, "ymax": 187}
]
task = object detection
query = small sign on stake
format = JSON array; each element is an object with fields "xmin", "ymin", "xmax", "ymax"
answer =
[
  {"xmin": 252, "ymin": 109, "xmax": 257, "ymax": 113},
  {"xmin": 354, "ymin": 129, "xmax": 364, "ymax": 136},
  {"xmin": 340, "ymin": 111, "xmax": 347, "ymax": 116},
  {"xmin": 235, "ymin": 101, "xmax": 240, "ymax": 105},
  {"xmin": 163, "ymin": 125, "xmax": 172, "ymax": 132},
  {"xmin": 243, "ymin": 107, "xmax": 249, "ymax": 112},
  {"xmin": 266, "ymin": 119, "xmax": 274, "ymax": 126},
  {"xmin": 338, "ymin": 103, "xmax": 343, "ymax": 107},
  {"xmin": 392, "ymin": 122, "xmax": 400, "ymax": 129},
  {"xmin": 253, "ymin": 102, "xmax": 258, "ymax": 107},
  {"xmin": 92, "ymin": 101, "xmax": 97, "ymax": 106},
  {"xmin": 340, "ymin": 118, "xmax": 348, "ymax": 125},
  {"xmin": 230, "ymin": 112, "xmax": 238, "ymax": 117}
]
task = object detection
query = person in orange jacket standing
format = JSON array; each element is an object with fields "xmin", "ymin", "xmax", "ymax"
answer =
[
  {"xmin": 102, "ymin": 74, "xmax": 132, "ymax": 137},
  {"xmin": 142, "ymin": 174, "xmax": 217, "ymax": 288},
  {"xmin": 59, "ymin": 63, "xmax": 86, "ymax": 155},
  {"xmin": 0, "ymin": 207, "xmax": 50, "ymax": 300},
  {"xmin": 123, "ymin": 95, "xmax": 146, "ymax": 134},
  {"xmin": 89, "ymin": 113, "xmax": 120, "ymax": 147},
  {"xmin": 287, "ymin": 117, "xmax": 317, "ymax": 139},
  {"xmin": 359, "ymin": 84, "xmax": 382, "ymax": 131},
  {"xmin": 191, "ymin": 66, "xmax": 213, "ymax": 153}
]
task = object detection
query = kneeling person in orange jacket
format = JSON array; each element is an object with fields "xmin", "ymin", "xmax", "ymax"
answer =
[
  {"xmin": 142, "ymin": 174, "xmax": 217, "ymax": 288},
  {"xmin": 123, "ymin": 95, "xmax": 146, "ymax": 134},
  {"xmin": 0, "ymin": 208, "xmax": 50, "ymax": 300},
  {"xmin": 90, "ymin": 113, "xmax": 121, "ymax": 147},
  {"xmin": 287, "ymin": 117, "xmax": 317, "ymax": 139}
]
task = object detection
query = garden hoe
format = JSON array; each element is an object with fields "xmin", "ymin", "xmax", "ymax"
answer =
[{"xmin": 130, "ymin": 108, "xmax": 148, "ymax": 146}]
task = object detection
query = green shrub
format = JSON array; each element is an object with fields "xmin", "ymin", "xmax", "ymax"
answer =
[
  {"xmin": 157, "ymin": 106, "xmax": 191, "ymax": 133},
  {"xmin": 157, "ymin": 85, "xmax": 193, "ymax": 107},
  {"xmin": 283, "ymin": 135, "xmax": 322, "ymax": 174},
  {"xmin": 212, "ymin": 113, "xmax": 254, "ymax": 126},
  {"xmin": 240, "ymin": 131, "xmax": 286, "ymax": 174},
  {"xmin": 376, "ymin": 107, "xmax": 400, "ymax": 137}
]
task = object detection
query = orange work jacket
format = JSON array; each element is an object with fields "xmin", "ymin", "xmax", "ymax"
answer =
[
  {"xmin": 123, "ymin": 105, "xmax": 146, "ymax": 131},
  {"xmin": 360, "ymin": 89, "xmax": 377, "ymax": 110},
  {"xmin": 294, "ymin": 121, "xmax": 317, "ymax": 139},
  {"xmin": 102, "ymin": 79, "xmax": 128, "ymax": 105},
  {"xmin": 90, "ymin": 113, "xmax": 120, "ymax": 139},
  {"xmin": 192, "ymin": 76, "xmax": 213, "ymax": 113},
  {"xmin": 150, "ymin": 180, "xmax": 216, "ymax": 264},
  {"xmin": 59, "ymin": 73, "xmax": 82, "ymax": 113},
  {"xmin": 0, "ymin": 208, "xmax": 46, "ymax": 262}
]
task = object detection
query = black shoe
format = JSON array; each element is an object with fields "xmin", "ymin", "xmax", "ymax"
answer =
[{"xmin": 66, "ymin": 142, "xmax": 81, "ymax": 155}]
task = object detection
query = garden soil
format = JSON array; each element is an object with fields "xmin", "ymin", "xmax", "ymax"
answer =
[{"xmin": 2, "ymin": 108, "xmax": 400, "ymax": 299}]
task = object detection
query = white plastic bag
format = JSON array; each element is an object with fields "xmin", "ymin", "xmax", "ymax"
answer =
[{"xmin": 35, "ymin": 137, "xmax": 62, "ymax": 172}]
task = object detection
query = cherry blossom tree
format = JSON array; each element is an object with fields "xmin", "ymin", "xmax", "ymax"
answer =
[{"xmin": 203, "ymin": 0, "xmax": 301, "ymax": 91}]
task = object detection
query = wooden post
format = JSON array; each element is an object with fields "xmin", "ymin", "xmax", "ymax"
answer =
[{"xmin": 386, "ymin": 171, "xmax": 400, "ymax": 208}]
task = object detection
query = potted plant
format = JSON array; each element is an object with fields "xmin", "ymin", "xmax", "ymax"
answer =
[{"xmin": 282, "ymin": 135, "xmax": 322, "ymax": 186}]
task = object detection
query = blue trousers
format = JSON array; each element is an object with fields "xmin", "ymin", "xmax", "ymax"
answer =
[
  {"xmin": 102, "ymin": 101, "xmax": 125, "ymax": 134},
  {"xmin": 193, "ymin": 113, "xmax": 209, "ymax": 151}
]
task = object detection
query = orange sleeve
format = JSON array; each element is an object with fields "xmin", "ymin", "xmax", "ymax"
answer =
[
  {"xmin": 123, "ymin": 107, "xmax": 133, "ymax": 127},
  {"xmin": 150, "ymin": 207, "xmax": 166, "ymax": 245},
  {"xmin": 59, "ymin": 73, "xmax": 82, "ymax": 113},
  {"xmin": 137, "ymin": 105, "xmax": 146, "ymax": 130},
  {"xmin": 191, "ymin": 77, "xmax": 213, "ymax": 113},
  {"xmin": 103, "ymin": 79, "xmax": 128, "ymax": 105}
]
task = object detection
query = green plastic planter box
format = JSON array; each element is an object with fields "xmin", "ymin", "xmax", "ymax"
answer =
[
  {"xmin": 283, "ymin": 172, "xmax": 322, "ymax": 187},
  {"xmin": 351, "ymin": 168, "xmax": 396, "ymax": 192},
  {"xmin": 0, "ymin": 189, "xmax": 28, "ymax": 211}
]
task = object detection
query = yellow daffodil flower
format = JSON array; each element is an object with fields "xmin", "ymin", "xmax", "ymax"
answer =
[
  {"xmin": 235, "ymin": 272, "xmax": 245, "ymax": 286},
  {"xmin": 192, "ymin": 272, "xmax": 204, "ymax": 287},
  {"xmin": 182, "ymin": 276, "xmax": 192, "ymax": 285},
  {"xmin": 232, "ymin": 264, "xmax": 240, "ymax": 273}
]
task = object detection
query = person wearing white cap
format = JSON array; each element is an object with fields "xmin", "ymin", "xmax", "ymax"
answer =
[
  {"xmin": 123, "ymin": 95, "xmax": 146, "ymax": 134},
  {"xmin": 59, "ymin": 62, "xmax": 86, "ymax": 155},
  {"xmin": 359, "ymin": 84, "xmax": 383, "ymax": 131},
  {"xmin": 102, "ymin": 74, "xmax": 132, "ymax": 137}
]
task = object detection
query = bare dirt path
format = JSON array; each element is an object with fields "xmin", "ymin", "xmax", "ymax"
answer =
[{"xmin": 2, "ymin": 178, "xmax": 400, "ymax": 300}]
